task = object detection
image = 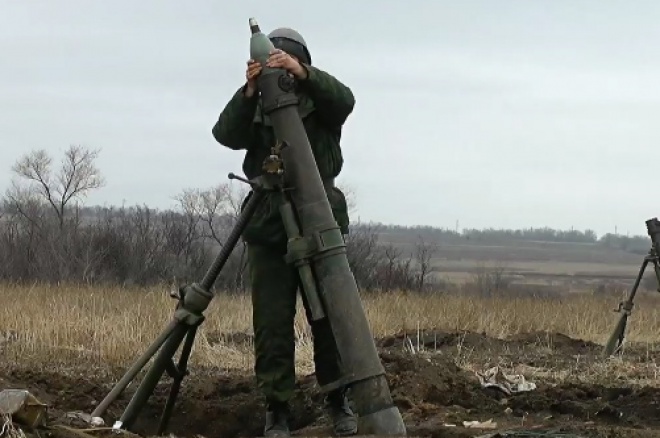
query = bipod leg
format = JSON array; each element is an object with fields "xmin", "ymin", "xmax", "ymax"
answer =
[
  {"xmin": 91, "ymin": 319, "xmax": 179, "ymax": 419},
  {"xmin": 651, "ymin": 256, "xmax": 660, "ymax": 292},
  {"xmin": 91, "ymin": 182, "xmax": 267, "ymax": 431},
  {"xmin": 157, "ymin": 323, "xmax": 199, "ymax": 435},
  {"xmin": 115, "ymin": 322, "xmax": 191, "ymax": 431},
  {"xmin": 603, "ymin": 257, "xmax": 649, "ymax": 357}
]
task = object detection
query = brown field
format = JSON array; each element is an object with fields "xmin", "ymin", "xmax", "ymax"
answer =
[
  {"xmin": 382, "ymin": 237, "xmax": 646, "ymax": 289},
  {"xmin": 3, "ymin": 277, "xmax": 660, "ymax": 438}
]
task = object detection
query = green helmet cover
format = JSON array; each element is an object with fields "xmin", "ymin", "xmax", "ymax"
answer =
[{"xmin": 268, "ymin": 27, "xmax": 312, "ymax": 65}]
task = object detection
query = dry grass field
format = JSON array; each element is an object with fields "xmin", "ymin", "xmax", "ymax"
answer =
[
  {"xmin": 1, "ymin": 283, "xmax": 658, "ymax": 371},
  {"xmin": 3, "ymin": 282, "xmax": 660, "ymax": 437}
]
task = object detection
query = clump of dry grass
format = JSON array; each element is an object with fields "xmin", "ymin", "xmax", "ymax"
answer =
[{"xmin": 1, "ymin": 283, "xmax": 660, "ymax": 376}]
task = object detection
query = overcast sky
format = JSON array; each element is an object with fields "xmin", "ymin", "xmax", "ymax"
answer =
[{"xmin": 1, "ymin": 0, "xmax": 658, "ymax": 237}]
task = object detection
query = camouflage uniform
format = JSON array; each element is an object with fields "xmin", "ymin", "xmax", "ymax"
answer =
[{"xmin": 211, "ymin": 28, "xmax": 357, "ymax": 437}]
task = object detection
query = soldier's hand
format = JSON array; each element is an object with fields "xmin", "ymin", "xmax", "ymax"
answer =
[
  {"xmin": 267, "ymin": 49, "xmax": 308, "ymax": 79},
  {"xmin": 245, "ymin": 59, "xmax": 262, "ymax": 97}
]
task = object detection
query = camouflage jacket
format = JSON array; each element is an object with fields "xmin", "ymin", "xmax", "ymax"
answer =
[{"xmin": 211, "ymin": 64, "xmax": 355, "ymax": 250}]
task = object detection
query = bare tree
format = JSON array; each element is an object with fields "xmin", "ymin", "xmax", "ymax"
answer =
[
  {"xmin": 171, "ymin": 188, "xmax": 204, "ymax": 265},
  {"xmin": 345, "ymin": 223, "xmax": 381, "ymax": 289},
  {"xmin": 194, "ymin": 185, "xmax": 233, "ymax": 247},
  {"xmin": 223, "ymin": 181, "xmax": 251, "ymax": 220},
  {"xmin": 413, "ymin": 235, "xmax": 439, "ymax": 292},
  {"xmin": 337, "ymin": 183, "xmax": 357, "ymax": 217},
  {"xmin": 207, "ymin": 182, "xmax": 250, "ymax": 292},
  {"xmin": 381, "ymin": 244, "xmax": 403, "ymax": 291},
  {"xmin": 10, "ymin": 145, "xmax": 104, "ymax": 228},
  {"xmin": 171, "ymin": 182, "xmax": 251, "ymax": 292}
]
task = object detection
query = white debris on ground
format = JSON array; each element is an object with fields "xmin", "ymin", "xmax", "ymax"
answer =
[
  {"xmin": 475, "ymin": 366, "xmax": 537, "ymax": 395},
  {"xmin": 442, "ymin": 419, "xmax": 498, "ymax": 430},
  {"xmin": 463, "ymin": 419, "xmax": 498, "ymax": 429},
  {"xmin": 63, "ymin": 411, "xmax": 104, "ymax": 427}
]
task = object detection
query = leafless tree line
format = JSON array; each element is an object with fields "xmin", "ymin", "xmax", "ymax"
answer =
[{"xmin": 0, "ymin": 145, "xmax": 443, "ymax": 293}]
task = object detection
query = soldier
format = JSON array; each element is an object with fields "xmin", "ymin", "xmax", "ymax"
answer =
[{"xmin": 211, "ymin": 27, "xmax": 357, "ymax": 437}]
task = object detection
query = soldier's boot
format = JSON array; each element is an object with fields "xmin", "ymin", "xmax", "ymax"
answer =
[
  {"xmin": 264, "ymin": 401, "xmax": 291, "ymax": 437},
  {"xmin": 325, "ymin": 389, "xmax": 358, "ymax": 436}
]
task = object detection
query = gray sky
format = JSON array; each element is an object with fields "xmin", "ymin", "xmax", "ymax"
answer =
[{"xmin": 1, "ymin": 0, "xmax": 659, "ymax": 237}]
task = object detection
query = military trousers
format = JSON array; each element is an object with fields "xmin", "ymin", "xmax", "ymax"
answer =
[{"xmin": 247, "ymin": 242, "xmax": 344, "ymax": 405}]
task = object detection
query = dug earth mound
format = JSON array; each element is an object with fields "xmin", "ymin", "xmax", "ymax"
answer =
[{"xmin": 2, "ymin": 330, "xmax": 660, "ymax": 438}]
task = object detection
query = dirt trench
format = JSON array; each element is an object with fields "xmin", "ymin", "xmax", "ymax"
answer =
[{"xmin": 2, "ymin": 330, "xmax": 659, "ymax": 438}]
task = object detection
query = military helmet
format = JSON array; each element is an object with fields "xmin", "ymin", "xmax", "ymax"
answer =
[{"xmin": 268, "ymin": 27, "xmax": 312, "ymax": 65}]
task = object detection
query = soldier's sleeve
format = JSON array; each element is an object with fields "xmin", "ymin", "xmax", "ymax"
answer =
[
  {"xmin": 298, "ymin": 64, "xmax": 355, "ymax": 127},
  {"xmin": 211, "ymin": 84, "xmax": 259, "ymax": 150}
]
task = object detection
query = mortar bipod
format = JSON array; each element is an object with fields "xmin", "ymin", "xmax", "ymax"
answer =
[{"xmin": 89, "ymin": 144, "xmax": 290, "ymax": 435}]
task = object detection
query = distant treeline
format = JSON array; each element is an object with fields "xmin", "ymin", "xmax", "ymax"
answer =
[
  {"xmin": 0, "ymin": 145, "xmax": 652, "ymax": 291},
  {"xmin": 362, "ymin": 223, "xmax": 650, "ymax": 255},
  {"xmin": 61, "ymin": 210, "xmax": 652, "ymax": 254}
]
